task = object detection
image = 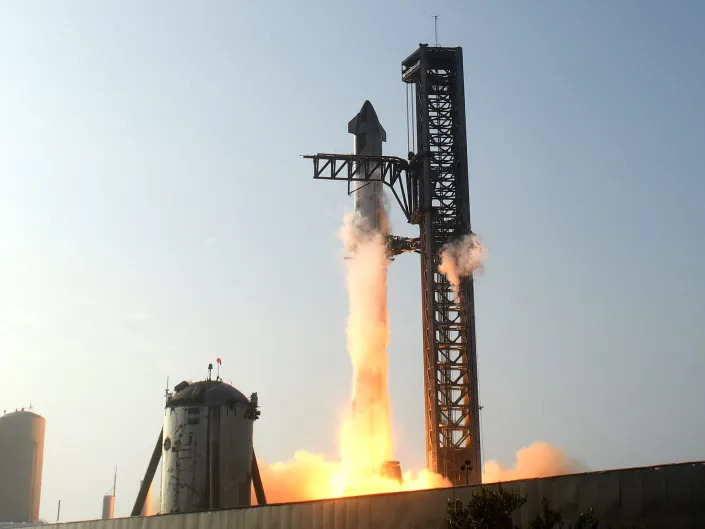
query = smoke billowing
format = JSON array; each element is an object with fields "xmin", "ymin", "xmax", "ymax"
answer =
[
  {"xmin": 255, "ymin": 212, "xmax": 580, "ymax": 501},
  {"xmin": 483, "ymin": 442, "xmax": 585, "ymax": 483},
  {"xmin": 257, "ymin": 451, "xmax": 340, "ymax": 503},
  {"xmin": 338, "ymin": 212, "xmax": 393, "ymax": 477},
  {"xmin": 255, "ymin": 210, "xmax": 448, "ymax": 503},
  {"xmin": 438, "ymin": 234, "xmax": 487, "ymax": 287}
]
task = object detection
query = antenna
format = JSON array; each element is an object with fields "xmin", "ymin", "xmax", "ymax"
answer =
[
  {"xmin": 104, "ymin": 466, "xmax": 118, "ymax": 497},
  {"xmin": 164, "ymin": 376, "xmax": 170, "ymax": 405},
  {"xmin": 432, "ymin": 14, "xmax": 440, "ymax": 47}
]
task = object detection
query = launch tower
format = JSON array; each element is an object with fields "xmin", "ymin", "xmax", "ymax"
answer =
[
  {"xmin": 402, "ymin": 45, "xmax": 480, "ymax": 486},
  {"xmin": 306, "ymin": 44, "xmax": 481, "ymax": 485}
]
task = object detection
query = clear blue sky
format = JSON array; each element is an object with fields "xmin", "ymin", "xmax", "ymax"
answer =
[{"xmin": 1, "ymin": 0, "xmax": 703, "ymax": 522}]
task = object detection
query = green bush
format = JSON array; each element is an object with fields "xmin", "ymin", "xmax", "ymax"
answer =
[
  {"xmin": 529, "ymin": 497, "xmax": 564, "ymax": 529},
  {"xmin": 572, "ymin": 507, "xmax": 599, "ymax": 529},
  {"xmin": 446, "ymin": 484, "xmax": 527, "ymax": 529},
  {"xmin": 446, "ymin": 490, "xmax": 645, "ymax": 529}
]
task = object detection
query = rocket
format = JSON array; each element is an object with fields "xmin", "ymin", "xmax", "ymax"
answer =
[{"xmin": 348, "ymin": 100, "xmax": 388, "ymax": 235}]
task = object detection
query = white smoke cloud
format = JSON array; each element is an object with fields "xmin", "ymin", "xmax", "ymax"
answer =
[
  {"xmin": 339, "ymin": 211, "xmax": 394, "ymax": 476},
  {"xmin": 438, "ymin": 234, "xmax": 487, "ymax": 287},
  {"xmin": 482, "ymin": 442, "xmax": 585, "ymax": 483}
]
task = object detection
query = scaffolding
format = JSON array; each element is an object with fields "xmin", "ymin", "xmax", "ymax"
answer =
[{"xmin": 403, "ymin": 45, "xmax": 480, "ymax": 485}]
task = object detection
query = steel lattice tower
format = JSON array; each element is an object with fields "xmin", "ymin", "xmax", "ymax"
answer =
[
  {"xmin": 306, "ymin": 44, "xmax": 480, "ymax": 486},
  {"xmin": 402, "ymin": 45, "xmax": 480, "ymax": 485}
]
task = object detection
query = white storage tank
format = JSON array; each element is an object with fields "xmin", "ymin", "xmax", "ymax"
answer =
[
  {"xmin": 160, "ymin": 379, "xmax": 259, "ymax": 513},
  {"xmin": 0, "ymin": 410, "xmax": 46, "ymax": 522}
]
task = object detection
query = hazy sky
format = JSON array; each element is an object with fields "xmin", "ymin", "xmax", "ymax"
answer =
[{"xmin": 1, "ymin": 0, "xmax": 704, "ymax": 522}]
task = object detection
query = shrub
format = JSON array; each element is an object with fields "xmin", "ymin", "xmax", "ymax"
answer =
[
  {"xmin": 446, "ymin": 484, "xmax": 527, "ymax": 529},
  {"xmin": 530, "ymin": 497, "xmax": 564, "ymax": 529}
]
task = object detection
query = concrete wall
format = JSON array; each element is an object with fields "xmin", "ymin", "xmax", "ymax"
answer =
[{"xmin": 40, "ymin": 461, "xmax": 705, "ymax": 529}]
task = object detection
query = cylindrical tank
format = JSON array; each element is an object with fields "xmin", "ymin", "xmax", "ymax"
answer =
[
  {"xmin": 0, "ymin": 410, "xmax": 46, "ymax": 522},
  {"xmin": 160, "ymin": 380, "xmax": 258, "ymax": 513},
  {"xmin": 101, "ymin": 494, "xmax": 115, "ymax": 519}
]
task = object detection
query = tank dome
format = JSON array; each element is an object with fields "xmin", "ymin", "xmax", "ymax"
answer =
[
  {"xmin": 1, "ymin": 410, "xmax": 43, "ymax": 421},
  {"xmin": 167, "ymin": 379, "xmax": 249, "ymax": 408}
]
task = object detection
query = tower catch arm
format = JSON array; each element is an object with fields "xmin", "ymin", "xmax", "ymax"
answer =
[{"xmin": 304, "ymin": 153, "xmax": 420, "ymax": 223}]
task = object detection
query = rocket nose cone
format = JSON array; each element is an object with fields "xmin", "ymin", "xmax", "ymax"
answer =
[
  {"xmin": 348, "ymin": 100, "xmax": 386, "ymax": 141},
  {"xmin": 358, "ymin": 100, "xmax": 380, "ymax": 126}
]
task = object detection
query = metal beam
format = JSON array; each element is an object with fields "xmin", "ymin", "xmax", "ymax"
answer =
[
  {"xmin": 251, "ymin": 450, "xmax": 267, "ymax": 506},
  {"xmin": 131, "ymin": 428, "xmax": 163, "ymax": 517},
  {"xmin": 303, "ymin": 154, "xmax": 420, "ymax": 223}
]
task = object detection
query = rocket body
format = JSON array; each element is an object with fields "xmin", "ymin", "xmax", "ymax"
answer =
[{"xmin": 348, "ymin": 100, "xmax": 387, "ymax": 235}]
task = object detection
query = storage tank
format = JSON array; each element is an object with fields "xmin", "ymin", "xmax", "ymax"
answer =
[
  {"xmin": 101, "ymin": 495, "xmax": 115, "ymax": 519},
  {"xmin": 160, "ymin": 379, "xmax": 259, "ymax": 513},
  {"xmin": 0, "ymin": 410, "xmax": 46, "ymax": 522}
]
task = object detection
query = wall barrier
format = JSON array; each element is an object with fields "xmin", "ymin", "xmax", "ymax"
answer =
[{"xmin": 40, "ymin": 461, "xmax": 705, "ymax": 529}]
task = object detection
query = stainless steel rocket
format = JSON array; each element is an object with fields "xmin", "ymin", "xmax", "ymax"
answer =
[{"xmin": 348, "ymin": 100, "xmax": 388, "ymax": 234}]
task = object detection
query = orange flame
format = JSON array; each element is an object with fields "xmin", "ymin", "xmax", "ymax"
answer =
[
  {"xmin": 257, "ymin": 214, "xmax": 449, "ymax": 503},
  {"xmin": 482, "ymin": 442, "xmax": 585, "ymax": 483}
]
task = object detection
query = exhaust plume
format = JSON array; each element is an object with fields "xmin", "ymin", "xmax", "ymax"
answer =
[
  {"xmin": 338, "ymin": 212, "xmax": 393, "ymax": 477},
  {"xmin": 256, "ymin": 451, "xmax": 340, "ymax": 503},
  {"xmin": 256, "ymin": 211, "xmax": 449, "ymax": 502},
  {"xmin": 438, "ymin": 234, "xmax": 487, "ymax": 287},
  {"xmin": 482, "ymin": 442, "xmax": 585, "ymax": 483}
]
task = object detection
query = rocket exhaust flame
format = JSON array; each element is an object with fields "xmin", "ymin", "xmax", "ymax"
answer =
[
  {"xmin": 256, "ymin": 211, "xmax": 449, "ymax": 503},
  {"xmin": 339, "ymin": 213, "xmax": 392, "ymax": 473}
]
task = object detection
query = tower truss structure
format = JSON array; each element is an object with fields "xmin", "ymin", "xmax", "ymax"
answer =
[{"xmin": 402, "ymin": 45, "xmax": 480, "ymax": 485}]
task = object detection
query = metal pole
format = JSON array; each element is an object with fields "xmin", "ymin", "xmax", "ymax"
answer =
[
  {"xmin": 433, "ymin": 15, "xmax": 439, "ymax": 46},
  {"xmin": 56, "ymin": 500, "xmax": 61, "ymax": 522}
]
